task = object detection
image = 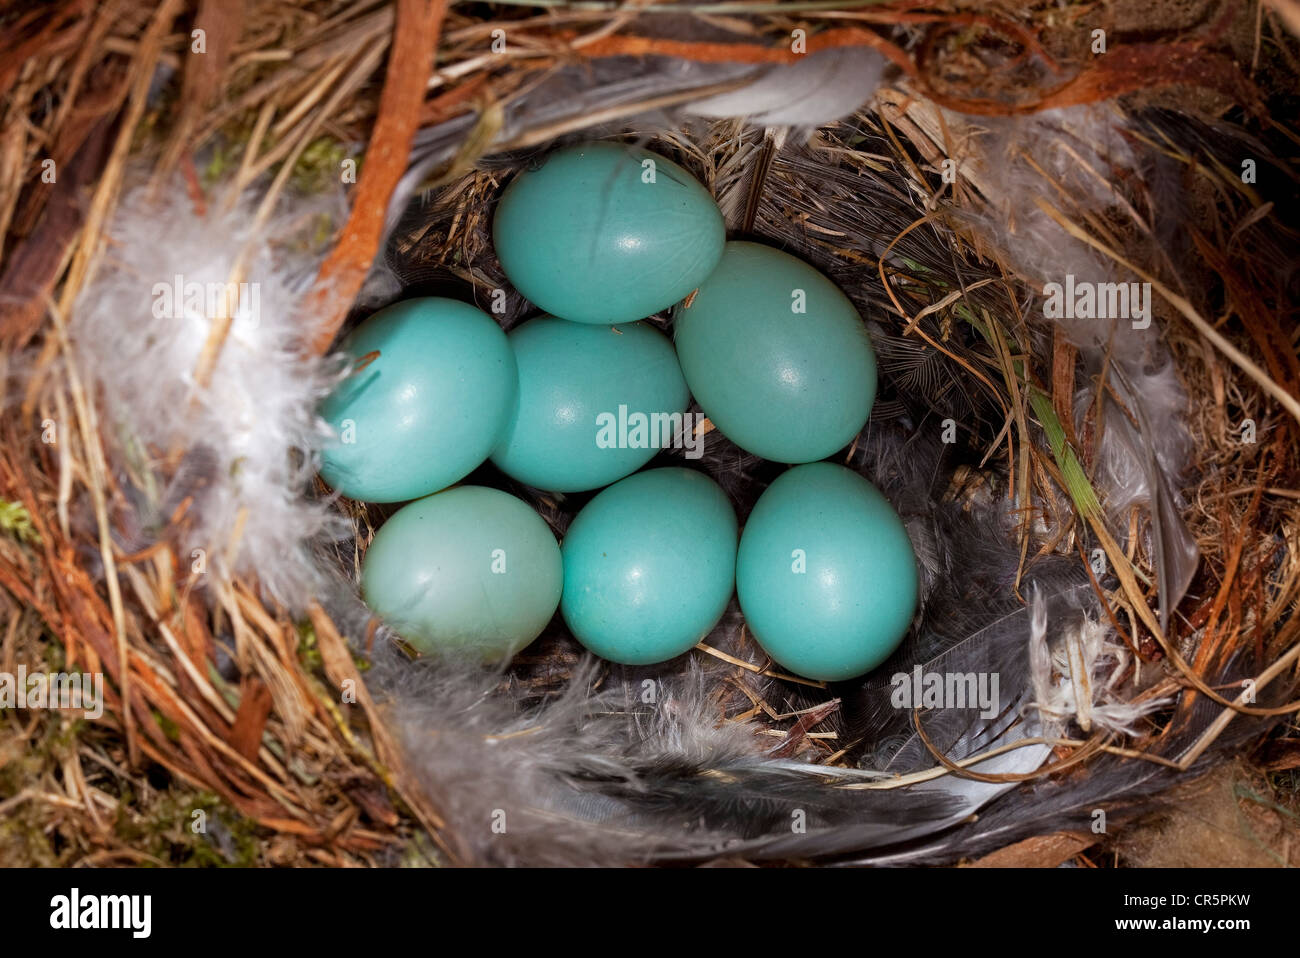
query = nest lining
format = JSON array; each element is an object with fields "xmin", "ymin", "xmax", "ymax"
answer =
[{"xmin": 296, "ymin": 105, "xmax": 1296, "ymax": 864}]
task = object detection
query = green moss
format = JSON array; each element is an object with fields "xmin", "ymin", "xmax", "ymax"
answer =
[
  {"xmin": 49, "ymin": 716, "xmax": 87, "ymax": 749},
  {"xmin": 308, "ymin": 211, "xmax": 335, "ymax": 248},
  {"xmin": 43, "ymin": 639, "xmax": 66, "ymax": 672},
  {"xmin": 109, "ymin": 790, "xmax": 265, "ymax": 867},
  {"xmin": 296, "ymin": 621, "xmax": 324, "ymax": 671},
  {"xmin": 292, "ymin": 137, "xmax": 352, "ymax": 194},
  {"xmin": 202, "ymin": 139, "xmax": 240, "ymax": 187},
  {"xmin": 296, "ymin": 619, "xmax": 372, "ymax": 674},
  {"xmin": 153, "ymin": 710, "xmax": 182, "ymax": 743},
  {"xmin": 0, "ymin": 626, "xmax": 281, "ymax": 866},
  {"xmin": 198, "ymin": 113, "xmax": 357, "ymax": 200},
  {"xmin": 0, "ymin": 498, "xmax": 40, "ymax": 545},
  {"xmin": 399, "ymin": 829, "xmax": 443, "ymax": 868},
  {"xmin": 180, "ymin": 795, "xmax": 263, "ymax": 868}
]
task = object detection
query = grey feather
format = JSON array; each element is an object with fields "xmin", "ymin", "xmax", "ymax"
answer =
[{"xmin": 685, "ymin": 47, "xmax": 886, "ymax": 129}]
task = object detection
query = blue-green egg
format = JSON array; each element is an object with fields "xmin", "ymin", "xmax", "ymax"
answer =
[
  {"xmin": 561, "ymin": 468, "xmax": 737, "ymax": 665},
  {"xmin": 736, "ymin": 462, "xmax": 917, "ymax": 681},
  {"xmin": 319, "ymin": 298, "xmax": 516, "ymax": 503},
  {"xmin": 673, "ymin": 242, "xmax": 877, "ymax": 463},
  {"xmin": 493, "ymin": 142, "xmax": 726, "ymax": 324},
  {"xmin": 361, "ymin": 485, "xmax": 562, "ymax": 661},
  {"xmin": 490, "ymin": 316, "xmax": 690, "ymax": 492}
]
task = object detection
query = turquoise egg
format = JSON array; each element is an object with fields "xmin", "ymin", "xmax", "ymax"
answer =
[
  {"xmin": 490, "ymin": 316, "xmax": 690, "ymax": 492},
  {"xmin": 561, "ymin": 468, "xmax": 737, "ymax": 665},
  {"xmin": 673, "ymin": 242, "xmax": 877, "ymax": 463},
  {"xmin": 360, "ymin": 485, "xmax": 562, "ymax": 661},
  {"xmin": 493, "ymin": 142, "xmax": 725, "ymax": 324},
  {"xmin": 736, "ymin": 462, "xmax": 917, "ymax": 681},
  {"xmin": 319, "ymin": 298, "xmax": 516, "ymax": 503}
]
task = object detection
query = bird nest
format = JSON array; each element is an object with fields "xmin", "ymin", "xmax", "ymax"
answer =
[{"xmin": 1, "ymin": 0, "xmax": 1298, "ymax": 866}]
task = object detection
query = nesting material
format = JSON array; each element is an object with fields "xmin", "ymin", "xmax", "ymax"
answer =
[{"xmin": 67, "ymin": 186, "xmax": 349, "ymax": 607}]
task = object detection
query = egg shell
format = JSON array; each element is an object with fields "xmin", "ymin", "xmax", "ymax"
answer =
[
  {"xmin": 673, "ymin": 241, "xmax": 877, "ymax": 463},
  {"xmin": 493, "ymin": 142, "xmax": 725, "ymax": 324},
  {"xmin": 736, "ymin": 462, "xmax": 917, "ymax": 681},
  {"xmin": 490, "ymin": 317, "xmax": 690, "ymax": 492},
  {"xmin": 561, "ymin": 468, "xmax": 737, "ymax": 665},
  {"xmin": 319, "ymin": 298, "xmax": 516, "ymax": 503},
  {"xmin": 360, "ymin": 485, "xmax": 562, "ymax": 661}
]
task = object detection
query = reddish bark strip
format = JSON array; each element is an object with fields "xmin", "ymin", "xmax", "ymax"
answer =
[
  {"xmin": 305, "ymin": 0, "xmax": 445, "ymax": 355},
  {"xmin": 570, "ymin": 31, "xmax": 1256, "ymax": 118},
  {"xmin": 229, "ymin": 678, "xmax": 275, "ymax": 762}
]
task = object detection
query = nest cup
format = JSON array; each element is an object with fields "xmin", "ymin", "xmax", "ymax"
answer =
[{"xmin": 319, "ymin": 110, "xmax": 1296, "ymax": 863}]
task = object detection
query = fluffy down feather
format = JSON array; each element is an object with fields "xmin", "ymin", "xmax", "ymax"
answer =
[{"xmin": 70, "ymin": 180, "xmax": 351, "ymax": 607}]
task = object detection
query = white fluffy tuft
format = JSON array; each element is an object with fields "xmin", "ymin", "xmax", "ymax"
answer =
[
  {"xmin": 1028, "ymin": 588, "xmax": 1171, "ymax": 737},
  {"xmin": 70, "ymin": 179, "xmax": 350, "ymax": 608}
]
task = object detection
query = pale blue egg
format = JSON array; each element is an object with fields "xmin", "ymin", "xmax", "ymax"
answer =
[
  {"xmin": 493, "ymin": 142, "xmax": 725, "ymax": 323},
  {"xmin": 490, "ymin": 316, "xmax": 689, "ymax": 492},
  {"xmin": 736, "ymin": 462, "xmax": 917, "ymax": 681},
  {"xmin": 319, "ymin": 298, "xmax": 517, "ymax": 503},
  {"xmin": 361, "ymin": 485, "xmax": 562, "ymax": 661},
  {"xmin": 561, "ymin": 468, "xmax": 737, "ymax": 665},
  {"xmin": 674, "ymin": 242, "xmax": 877, "ymax": 463}
]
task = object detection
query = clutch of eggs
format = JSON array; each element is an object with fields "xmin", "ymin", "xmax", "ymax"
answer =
[{"xmin": 323, "ymin": 141, "xmax": 919, "ymax": 681}]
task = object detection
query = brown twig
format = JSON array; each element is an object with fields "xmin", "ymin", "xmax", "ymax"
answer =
[{"xmin": 305, "ymin": 0, "xmax": 446, "ymax": 355}]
